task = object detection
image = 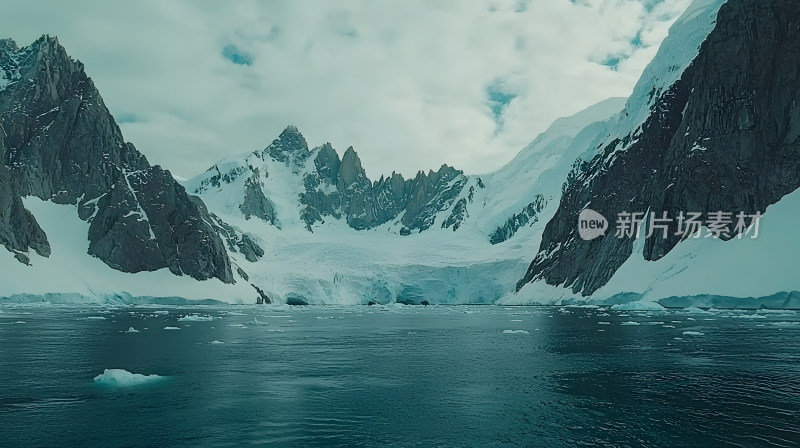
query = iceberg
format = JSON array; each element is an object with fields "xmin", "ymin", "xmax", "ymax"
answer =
[
  {"xmin": 93, "ymin": 369, "xmax": 163, "ymax": 387},
  {"xmin": 502, "ymin": 329, "xmax": 530, "ymax": 334},
  {"xmin": 611, "ymin": 301, "xmax": 666, "ymax": 311},
  {"xmin": 177, "ymin": 314, "xmax": 216, "ymax": 322}
]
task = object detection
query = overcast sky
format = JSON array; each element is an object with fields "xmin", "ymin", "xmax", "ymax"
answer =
[{"xmin": 2, "ymin": 0, "xmax": 691, "ymax": 180}]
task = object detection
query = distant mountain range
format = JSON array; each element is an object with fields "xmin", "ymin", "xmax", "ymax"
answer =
[{"xmin": 2, "ymin": 0, "xmax": 799, "ymax": 308}]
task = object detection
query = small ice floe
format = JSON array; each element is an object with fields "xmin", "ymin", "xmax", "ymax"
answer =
[
  {"xmin": 224, "ymin": 312, "xmax": 247, "ymax": 316},
  {"xmin": 682, "ymin": 331, "xmax": 705, "ymax": 336},
  {"xmin": 86, "ymin": 316, "xmax": 106, "ymax": 320},
  {"xmin": 209, "ymin": 340, "xmax": 224, "ymax": 344},
  {"xmin": 226, "ymin": 324, "xmax": 247, "ymax": 328},
  {"xmin": 733, "ymin": 314, "xmax": 767, "ymax": 319},
  {"xmin": 620, "ymin": 321, "xmax": 640, "ymax": 326},
  {"xmin": 163, "ymin": 326, "xmax": 181, "ymax": 330},
  {"xmin": 177, "ymin": 314, "xmax": 216, "ymax": 322},
  {"xmin": 126, "ymin": 327, "xmax": 140, "ymax": 333},
  {"xmin": 598, "ymin": 322, "xmax": 611, "ymax": 325},
  {"xmin": 12, "ymin": 321, "xmax": 26, "ymax": 324},
  {"xmin": 154, "ymin": 311, "xmax": 169, "ymax": 315},
  {"xmin": 510, "ymin": 319, "xmax": 522, "ymax": 322},
  {"xmin": 502, "ymin": 330, "xmax": 530, "ymax": 334},
  {"xmin": 249, "ymin": 317, "xmax": 269, "ymax": 326},
  {"xmin": 93, "ymin": 369, "xmax": 163, "ymax": 388},
  {"xmin": 611, "ymin": 301, "xmax": 666, "ymax": 311},
  {"xmin": 771, "ymin": 321, "xmax": 800, "ymax": 327},
  {"xmin": 663, "ymin": 325, "xmax": 676, "ymax": 328},
  {"xmin": 684, "ymin": 307, "xmax": 710, "ymax": 314}
]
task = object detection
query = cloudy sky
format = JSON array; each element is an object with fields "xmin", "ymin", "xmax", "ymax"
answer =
[{"xmin": 2, "ymin": 0, "xmax": 691, "ymax": 180}]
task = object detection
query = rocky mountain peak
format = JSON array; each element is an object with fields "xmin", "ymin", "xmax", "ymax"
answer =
[
  {"xmin": 314, "ymin": 142, "xmax": 341, "ymax": 183},
  {"xmin": 0, "ymin": 36, "xmax": 235, "ymax": 283},
  {"xmin": 0, "ymin": 38, "xmax": 17, "ymax": 53},
  {"xmin": 264, "ymin": 125, "xmax": 309, "ymax": 165},
  {"xmin": 338, "ymin": 146, "xmax": 368, "ymax": 188}
]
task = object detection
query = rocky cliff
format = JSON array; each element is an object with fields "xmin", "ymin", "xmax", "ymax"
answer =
[
  {"xmin": 0, "ymin": 36, "xmax": 234, "ymax": 282},
  {"xmin": 518, "ymin": 0, "xmax": 800, "ymax": 295}
]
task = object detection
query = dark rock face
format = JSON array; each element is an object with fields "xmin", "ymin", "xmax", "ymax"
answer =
[
  {"xmin": 285, "ymin": 295, "xmax": 309, "ymax": 306},
  {"xmin": 210, "ymin": 214, "xmax": 263, "ymax": 263},
  {"xmin": 0, "ymin": 36, "xmax": 233, "ymax": 282},
  {"xmin": 296, "ymin": 136, "xmax": 469, "ymax": 233},
  {"xmin": 489, "ymin": 195, "xmax": 546, "ymax": 244},
  {"xmin": 265, "ymin": 125, "xmax": 309, "ymax": 169},
  {"xmin": 0, "ymin": 126, "xmax": 50, "ymax": 262},
  {"xmin": 253, "ymin": 284, "xmax": 271, "ymax": 304},
  {"xmin": 519, "ymin": 0, "xmax": 800, "ymax": 295},
  {"xmin": 240, "ymin": 173, "xmax": 278, "ymax": 226}
]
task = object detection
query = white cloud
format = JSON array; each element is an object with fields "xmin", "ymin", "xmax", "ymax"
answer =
[{"xmin": 1, "ymin": 0, "xmax": 692, "ymax": 179}]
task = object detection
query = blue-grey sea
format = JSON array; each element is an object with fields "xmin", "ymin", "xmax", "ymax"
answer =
[{"xmin": 1, "ymin": 304, "xmax": 799, "ymax": 447}]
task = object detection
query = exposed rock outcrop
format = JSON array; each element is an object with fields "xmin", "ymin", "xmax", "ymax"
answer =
[
  {"xmin": 519, "ymin": 0, "xmax": 800, "ymax": 295},
  {"xmin": 0, "ymin": 36, "xmax": 233, "ymax": 282}
]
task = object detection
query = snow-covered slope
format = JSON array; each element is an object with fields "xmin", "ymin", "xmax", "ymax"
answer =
[
  {"xmin": 506, "ymin": 186, "xmax": 800, "ymax": 306},
  {"xmin": 0, "ymin": 197, "xmax": 255, "ymax": 303}
]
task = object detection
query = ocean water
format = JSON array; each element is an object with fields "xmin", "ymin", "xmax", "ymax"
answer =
[{"xmin": 0, "ymin": 304, "xmax": 799, "ymax": 447}]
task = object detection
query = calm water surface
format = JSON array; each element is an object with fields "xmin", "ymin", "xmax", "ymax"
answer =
[{"xmin": 1, "ymin": 304, "xmax": 799, "ymax": 447}]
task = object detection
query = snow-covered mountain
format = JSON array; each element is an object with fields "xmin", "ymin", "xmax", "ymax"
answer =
[
  {"xmin": 2, "ymin": 0, "xmax": 800, "ymax": 307},
  {"xmin": 511, "ymin": 0, "xmax": 800, "ymax": 307},
  {"xmin": 177, "ymin": 96, "xmax": 624, "ymax": 304}
]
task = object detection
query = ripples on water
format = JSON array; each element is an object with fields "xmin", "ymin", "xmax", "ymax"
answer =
[{"xmin": 0, "ymin": 304, "xmax": 798, "ymax": 447}]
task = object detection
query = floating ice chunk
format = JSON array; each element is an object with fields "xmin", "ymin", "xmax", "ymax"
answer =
[
  {"xmin": 684, "ymin": 307, "xmax": 710, "ymax": 314},
  {"xmin": 620, "ymin": 321, "xmax": 640, "ymax": 326},
  {"xmin": 611, "ymin": 301, "xmax": 666, "ymax": 311},
  {"xmin": 771, "ymin": 322, "xmax": 800, "ymax": 327},
  {"xmin": 154, "ymin": 311, "xmax": 169, "ymax": 315},
  {"xmin": 163, "ymin": 326, "xmax": 181, "ymax": 330},
  {"xmin": 663, "ymin": 325, "xmax": 676, "ymax": 328},
  {"xmin": 177, "ymin": 314, "xmax": 216, "ymax": 322},
  {"xmin": 93, "ymin": 369, "xmax": 163, "ymax": 387},
  {"xmin": 226, "ymin": 324, "xmax": 247, "ymax": 328},
  {"xmin": 209, "ymin": 340, "xmax": 224, "ymax": 344},
  {"xmin": 598, "ymin": 322, "xmax": 611, "ymax": 325},
  {"xmin": 734, "ymin": 314, "xmax": 767, "ymax": 319},
  {"xmin": 683, "ymin": 331, "xmax": 705, "ymax": 336},
  {"xmin": 86, "ymin": 316, "xmax": 106, "ymax": 320},
  {"xmin": 126, "ymin": 327, "xmax": 140, "ymax": 333},
  {"xmin": 565, "ymin": 304, "xmax": 600, "ymax": 309},
  {"xmin": 502, "ymin": 330, "xmax": 530, "ymax": 334}
]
